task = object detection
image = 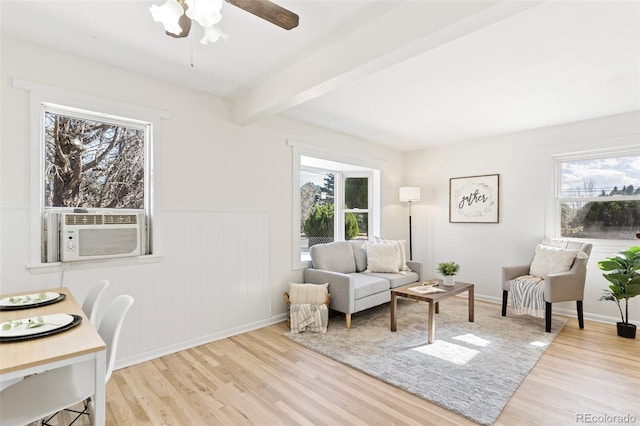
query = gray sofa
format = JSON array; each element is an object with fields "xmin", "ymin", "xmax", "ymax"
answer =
[{"xmin": 303, "ymin": 240, "xmax": 422, "ymax": 329}]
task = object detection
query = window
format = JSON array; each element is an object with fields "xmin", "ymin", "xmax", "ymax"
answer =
[
  {"xmin": 556, "ymin": 152, "xmax": 640, "ymax": 240},
  {"xmin": 291, "ymin": 142, "xmax": 380, "ymax": 269},
  {"xmin": 299, "ymin": 169, "xmax": 371, "ymax": 260},
  {"xmin": 300, "ymin": 168, "xmax": 335, "ymax": 248},
  {"xmin": 343, "ymin": 175, "xmax": 370, "ymax": 242},
  {"xmin": 44, "ymin": 105, "xmax": 147, "ymax": 210},
  {"xmin": 14, "ymin": 79, "xmax": 166, "ymax": 268},
  {"xmin": 41, "ymin": 104, "xmax": 152, "ymax": 262}
]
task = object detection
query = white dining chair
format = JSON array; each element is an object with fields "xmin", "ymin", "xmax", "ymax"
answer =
[
  {"xmin": 81, "ymin": 279, "xmax": 110, "ymax": 326},
  {"xmin": 0, "ymin": 295, "xmax": 134, "ymax": 426}
]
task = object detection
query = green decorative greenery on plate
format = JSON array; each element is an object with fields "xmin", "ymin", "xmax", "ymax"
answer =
[
  {"xmin": 1, "ymin": 316, "xmax": 52, "ymax": 331},
  {"xmin": 8, "ymin": 293, "xmax": 47, "ymax": 305}
]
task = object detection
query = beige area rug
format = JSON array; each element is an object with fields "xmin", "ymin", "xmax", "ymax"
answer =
[{"xmin": 284, "ymin": 297, "xmax": 565, "ymax": 425}]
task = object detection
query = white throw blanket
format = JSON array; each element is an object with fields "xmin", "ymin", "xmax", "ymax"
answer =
[
  {"xmin": 290, "ymin": 303, "xmax": 328, "ymax": 334},
  {"xmin": 511, "ymin": 275, "xmax": 545, "ymax": 318}
]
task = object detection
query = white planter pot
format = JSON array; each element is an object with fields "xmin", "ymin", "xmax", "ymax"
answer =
[{"xmin": 443, "ymin": 275, "xmax": 455, "ymax": 286}]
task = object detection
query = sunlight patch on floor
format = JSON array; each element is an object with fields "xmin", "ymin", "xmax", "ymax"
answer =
[
  {"xmin": 453, "ymin": 333, "xmax": 491, "ymax": 347},
  {"xmin": 529, "ymin": 341, "xmax": 548, "ymax": 347},
  {"xmin": 412, "ymin": 340, "xmax": 479, "ymax": 365}
]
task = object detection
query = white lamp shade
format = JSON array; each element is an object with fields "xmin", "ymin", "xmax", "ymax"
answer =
[
  {"xmin": 149, "ymin": 0, "xmax": 185, "ymax": 35},
  {"xmin": 185, "ymin": 0, "xmax": 223, "ymax": 28},
  {"xmin": 399, "ymin": 186, "xmax": 421, "ymax": 202},
  {"xmin": 201, "ymin": 25, "xmax": 229, "ymax": 44}
]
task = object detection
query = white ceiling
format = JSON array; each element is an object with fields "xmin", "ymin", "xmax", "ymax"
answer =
[{"xmin": 1, "ymin": 0, "xmax": 638, "ymax": 151}]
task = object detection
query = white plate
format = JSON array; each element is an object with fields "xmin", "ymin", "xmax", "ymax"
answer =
[
  {"xmin": 0, "ymin": 292, "xmax": 61, "ymax": 307},
  {"xmin": 0, "ymin": 313, "xmax": 75, "ymax": 338}
]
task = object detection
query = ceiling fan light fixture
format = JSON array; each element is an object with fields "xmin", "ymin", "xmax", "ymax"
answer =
[
  {"xmin": 201, "ymin": 25, "xmax": 229, "ymax": 45},
  {"xmin": 166, "ymin": 13, "xmax": 192, "ymax": 38},
  {"xmin": 149, "ymin": 0, "xmax": 185, "ymax": 35},
  {"xmin": 185, "ymin": 0, "xmax": 224, "ymax": 28},
  {"xmin": 150, "ymin": 0, "xmax": 297, "ymax": 44}
]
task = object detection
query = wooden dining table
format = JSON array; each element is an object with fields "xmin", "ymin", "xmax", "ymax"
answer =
[{"xmin": 0, "ymin": 287, "xmax": 107, "ymax": 425}]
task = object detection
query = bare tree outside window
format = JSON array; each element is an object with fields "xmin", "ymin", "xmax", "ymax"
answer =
[{"xmin": 44, "ymin": 111, "xmax": 145, "ymax": 209}]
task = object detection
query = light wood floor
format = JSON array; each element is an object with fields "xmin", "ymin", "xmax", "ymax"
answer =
[{"xmin": 50, "ymin": 303, "xmax": 639, "ymax": 425}]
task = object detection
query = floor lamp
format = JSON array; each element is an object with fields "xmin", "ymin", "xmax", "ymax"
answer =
[{"xmin": 399, "ymin": 186, "xmax": 420, "ymax": 260}]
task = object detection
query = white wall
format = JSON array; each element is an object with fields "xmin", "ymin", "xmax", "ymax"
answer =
[
  {"xmin": 0, "ymin": 36, "xmax": 407, "ymax": 366},
  {"xmin": 405, "ymin": 112, "xmax": 640, "ymax": 324}
]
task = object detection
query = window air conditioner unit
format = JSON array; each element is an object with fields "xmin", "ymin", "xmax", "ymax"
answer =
[{"xmin": 57, "ymin": 212, "xmax": 144, "ymax": 262}]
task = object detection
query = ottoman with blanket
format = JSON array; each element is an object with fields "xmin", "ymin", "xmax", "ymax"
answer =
[{"xmin": 283, "ymin": 283, "xmax": 331, "ymax": 333}]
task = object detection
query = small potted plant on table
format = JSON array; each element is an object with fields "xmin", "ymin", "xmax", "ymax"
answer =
[
  {"xmin": 437, "ymin": 261, "xmax": 460, "ymax": 287},
  {"xmin": 598, "ymin": 246, "xmax": 640, "ymax": 338}
]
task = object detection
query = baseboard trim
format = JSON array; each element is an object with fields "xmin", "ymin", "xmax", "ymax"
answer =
[
  {"xmin": 114, "ymin": 313, "xmax": 288, "ymax": 371},
  {"xmin": 473, "ymin": 294, "xmax": 637, "ymax": 326}
]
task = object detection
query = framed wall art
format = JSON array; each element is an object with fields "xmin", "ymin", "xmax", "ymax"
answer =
[{"xmin": 449, "ymin": 174, "xmax": 499, "ymax": 223}]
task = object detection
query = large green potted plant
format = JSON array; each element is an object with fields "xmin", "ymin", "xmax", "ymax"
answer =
[
  {"xmin": 598, "ymin": 246, "xmax": 640, "ymax": 338},
  {"xmin": 437, "ymin": 261, "xmax": 460, "ymax": 287}
]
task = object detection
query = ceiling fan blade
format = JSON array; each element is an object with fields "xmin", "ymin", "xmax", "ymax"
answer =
[
  {"xmin": 166, "ymin": 12, "xmax": 192, "ymax": 38},
  {"xmin": 225, "ymin": 0, "xmax": 299, "ymax": 30}
]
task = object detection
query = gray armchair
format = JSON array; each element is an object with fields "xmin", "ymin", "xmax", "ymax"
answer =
[{"xmin": 501, "ymin": 238, "xmax": 592, "ymax": 332}]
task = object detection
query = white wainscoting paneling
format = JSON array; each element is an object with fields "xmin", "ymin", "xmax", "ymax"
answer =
[
  {"xmin": 122, "ymin": 210, "xmax": 272, "ymax": 365},
  {"xmin": 0, "ymin": 208, "xmax": 274, "ymax": 368}
]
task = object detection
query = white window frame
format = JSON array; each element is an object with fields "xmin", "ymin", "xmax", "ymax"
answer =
[
  {"xmin": 14, "ymin": 79, "xmax": 169, "ymax": 271},
  {"xmin": 342, "ymin": 172, "xmax": 373, "ymax": 241},
  {"xmin": 290, "ymin": 141, "xmax": 381, "ymax": 270},
  {"xmin": 548, "ymin": 137, "xmax": 640, "ymax": 248}
]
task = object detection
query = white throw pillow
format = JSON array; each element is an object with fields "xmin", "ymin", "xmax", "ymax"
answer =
[
  {"xmin": 529, "ymin": 245, "xmax": 579, "ymax": 278},
  {"xmin": 366, "ymin": 243, "xmax": 400, "ymax": 273},
  {"xmin": 373, "ymin": 237, "xmax": 410, "ymax": 271},
  {"xmin": 288, "ymin": 283, "xmax": 329, "ymax": 305}
]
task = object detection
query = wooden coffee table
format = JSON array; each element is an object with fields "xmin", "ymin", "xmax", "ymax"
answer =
[{"xmin": 390, "ymin": 279, "xmax": 474, "ymax": 343}]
